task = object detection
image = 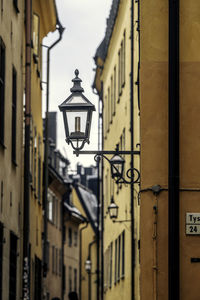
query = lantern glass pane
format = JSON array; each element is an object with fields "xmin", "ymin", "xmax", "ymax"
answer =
[
  {"xmin": 112, "ymin": 163, "xmax": 122, "ymax": 177},
  {"xmin": 110, "ymin": 207, "xmax": 117, "ymax": 218},
  {"xmin": 66, "ymin": 111, "xmax": 88, "ymax": 138},
  {"xmin": 67, "ymin": 95, "xmax": 87, "ymax": 104}
]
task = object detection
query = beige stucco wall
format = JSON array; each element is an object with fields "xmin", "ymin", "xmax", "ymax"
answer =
[{"xmin": 140, "ymin": 1, "xmax": 200, "ymax": 299}]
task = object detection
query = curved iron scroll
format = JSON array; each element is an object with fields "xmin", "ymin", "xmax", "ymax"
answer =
[{"xmin": 94, "ymin": 154, "xmax": 140, "ymax": 185}]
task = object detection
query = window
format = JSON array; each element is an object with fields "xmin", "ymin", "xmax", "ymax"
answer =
[
  {"xmin": 69, "ymin": 266, "xmax": 72, "ymax": 292},
  {"xmin": 47, "ymin": 191, "xmax": 53, "ymax": 222},
  {"xmin": 104, "ymin": 247, "xmax": 109, "ymax": 291},
  {"xmin": 30, "ymin": 118, "xmax": 34, "ymax": 186},
  {"xmin": 33, "ymin": 127, "xmax": 37, "ymax": 193},
  {"xmin": 46, "ymin": 241, "xmax": 50, "ymax": 271},
  {"xmin": 0, "ymin": 37, "xmax": 5, "ymax": 146},
  {"xmin": 63, "ymin": 265, "xmax": 66, "ymax": 292},
  {"xmin": 68, "ymin": 228, "xmax": 72, "ymax": 247},
  {"xmin": 59, "ymin": 249, "xmax": 62, "ymax": 276},
  {"xmin": 122, "ymin": 31, "xmax": 126, "ymax": 86},
  {"xmin": 117, "ymin": 235, "xmax": 121, "ymax": 281},
  {"xmin": 52, "ymin": 246, "xmax": 55, "ymax": 273},
  {"xmin": 33, "ymin": 14, "xmax": 39, "ymax": 57},
  {"xmin": 114, "ymin": 239, "xmax": 117, "ymax": 284},
  {"xmin": 74, "ymin": 231, "xmax": 78, "ymax": 247},
  {"xmin": 12, "ymin": 67, "xmax": 17, "ymax": 164},
  {"xmin": 37, "ymin": 136, "xmax": 41, "ymax": 203},
  {"xmin": 114, "ymin": 66, "xmax": 116, "ymax": 114},
  {"xmin": 13, "ymin": 0, "xmax": 19, "ymax": 13},
  {"xmin": 54, "ymin": 196, "xmax": 57, "ymax": 226},
  {"xmin": 55, "ymin": 248, "xmax": 58, "ymax": 275},
  {"xmin": 117, "ymin": 31, "xmax": 126, "ymax": 102},
  {"xmin": 0, "ymin": 181, "xmax": 3, "ymax": 213},
  {"xmin": 36, "ymin": 216, "xmax": 38, "ymax": 246},
  {"xmin": 34, "ymin": 256, "xmax": 42, "ymax": 300},
  {"xmin": 118, "ymin": 49, "xmax": 121, "ymax": 99},
  {"xmin": 74, "ymin": 268, "xmax": 77, "ymax": 292},
  {"xmin": 110, "ymin": 175, "xmax": 114, "ymax": 203},
  {"xmin": 121, "ymin": 231, "xmax": 125, "ymax": 278},
  {"xmin": 104, "ymin": 95, "xmax": 107, "ymax": 134},
  {"xmin": 0, "ymin": 223, "xmax": 3, "ymax": 300},
  {"xmin": 108, "ymin": 87, "xmax": 111, "ymax": 124},
  {"xmin": 109, "ymin": 242, "xmax": 113, "ymax": 288},
  {"xmin": 9, "ymin": 232, "xmax": 17, "ymax": 300}
]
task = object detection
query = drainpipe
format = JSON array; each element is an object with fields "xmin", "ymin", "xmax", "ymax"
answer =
[
  {"xmin": 168, "ymin": 0, "xmax": 180, "ymax": 299},
  {"xmin": 96, "ymin": 159, "xmax": 100, "ymax": 300},
  {"xmin": 43, "ymin": 15, "xmax": 65, "ymax": 280},
  {"xmin": 130, "ymin": 1, "xmax": 135, "ymax": 300},
  {"xmin": 87, "ymin": 239, "xmax": 97, "ymax": 300},
  {"xmin": 100, "ymin": 81, "xmax": 104, "ymax": 300},
  {"xmin": 23, "ymin": 0, "xmax": 32, "ymax": 298},
  {"xmin": 79, "ymin": 221, "xmax": 89, "ymax": 300}
]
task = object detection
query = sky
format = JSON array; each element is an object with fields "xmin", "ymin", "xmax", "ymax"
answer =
[{"xmin": 42, "ymin": 0, "xmax": 112, "ymax": 172}]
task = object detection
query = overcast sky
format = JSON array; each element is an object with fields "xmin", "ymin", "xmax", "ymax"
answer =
[{"xmin": 42, "ymin": 0, "xmax": 112, "ymax": 171}]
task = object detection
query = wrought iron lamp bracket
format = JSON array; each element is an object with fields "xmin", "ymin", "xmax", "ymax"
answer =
[
  {"xmin": 112, "ymin": 219, "xmax": 131, "ymax": 223},
  {"xmin": 73, "ymin": 150, "xmax": 140, "ymax": 185}
]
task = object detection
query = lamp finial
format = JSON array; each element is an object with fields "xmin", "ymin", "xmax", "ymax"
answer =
[{"xmin": 75, "ymin": 69, "xmax": 79, "ymax": 77}]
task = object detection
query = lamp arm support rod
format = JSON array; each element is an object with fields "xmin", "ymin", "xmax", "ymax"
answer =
[
  {"xmin": 113, "ymin": 219, "xmax": 132, "ymax": 223},
  {"xmin": 74, "ymin": 150, "xmax": 140, "ymax": 156}
]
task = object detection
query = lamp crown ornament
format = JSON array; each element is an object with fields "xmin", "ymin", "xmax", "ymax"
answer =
[{"xmin": 70, "ymin": 69, "xmax": 84, "ymax": 93}]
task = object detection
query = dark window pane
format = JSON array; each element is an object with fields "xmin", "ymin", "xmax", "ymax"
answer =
[
  {"xmin": 12, "ymin": 67, "xmax": 17, "ymax": 163},
  {"xmin": 0, "ymin": 38, "xmax": 5, "ymax": 146},
  {"xmin": 9, "ymin": 232, "xmax": 17, "ymax": 300}
]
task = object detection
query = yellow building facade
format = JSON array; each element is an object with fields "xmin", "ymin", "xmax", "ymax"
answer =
[
  {"xmin": 72, "ymin": 184, "xmax": 98, "ymax": 300},
  {"xmin": 27, "ymin": 0, "xmax": 57, "ymax": 298},
  {"xmin": 93, "ymin": 0, "xmax": 140, "ymax": 299},
  {"xmin": 0, "ymin": 1, "xmax": 24, "ymax": 299}
]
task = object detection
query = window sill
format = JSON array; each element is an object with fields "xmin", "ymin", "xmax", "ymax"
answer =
[
  {"xmin": 33, "ymin": 53, "xmax": 38, "ymax": 64},
  {"xmin": 13, "ymin": 4, "xmax": 20, "ymax": 13},
  {"xmin": 0, "ymin": 141, "xmax": 6, "ymax": 150},
  {"xmin": 12, "ymin": 159, "xmax": 18, "ymax": 167}
]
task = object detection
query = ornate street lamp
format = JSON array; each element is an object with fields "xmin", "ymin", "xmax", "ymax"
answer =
[
  {"xmin": 59, "ymin": 69, "xmax": 95, "ymax": 151},
  {"xmin": 108, "ymin": 197, "xmax": 119, "ymax": 220},
  {"xmin": 58, "ymin": 70, "xmax": 140, "ymax": 185},
  {"xmin": 110, "ymin": 146, "xmax": 125, "ymax": 179}
]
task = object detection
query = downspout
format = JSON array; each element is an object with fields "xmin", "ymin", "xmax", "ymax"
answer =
[
  {"xmin": 96, "ymin": 158, "xmax": 100, "ymax": 300},
  {"xmin": 92, "ymin": 85, "xmax": 101, "ymax": 300},
  {"xmin": 23, "ymin": 0, "xmax": 32, "ymax": 298},
  {"xmin": 88, "ymin": 239, "xmax": 97, "ymax": 300},
  {"xmin": 130, "ymin": 1, "xmax": 135, "ymax": 300},
  {"xmin": 168, "ymin": 0, "xmax": 180, "ymax": 299},
  {"xmin": 43, "ymin": 15, "xmax": 65, "ymax": 280},
  {"xmin": 61, "ymin": 185, "xmax": 71, "ymax": 300},
  {"xmin": 100, "ymin": 81, "xmax": 104, "ymax": 300},
  {"xmin": 79, "ymin": 221, "xmax": 89, "ymax": 300}
]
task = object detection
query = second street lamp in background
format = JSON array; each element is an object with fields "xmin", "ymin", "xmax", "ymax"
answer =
[
  {"xmin": 85, "ymin": 257, "xmax": 92, "ymax": 274},
  {"xmin": 108, "ymin": 197, "xmax": 119, "ymax": 220}
]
